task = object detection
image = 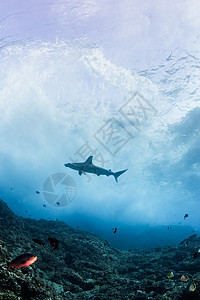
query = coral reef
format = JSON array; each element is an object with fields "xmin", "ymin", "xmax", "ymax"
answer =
[{"xmin": 1, "ymin": 199, "xmax": 200, "ymax": 299}]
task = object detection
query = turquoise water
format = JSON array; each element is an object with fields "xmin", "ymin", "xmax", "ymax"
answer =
[{"xmin": 0, "ymin": 0, "xmax": 200, "ymax": 250}]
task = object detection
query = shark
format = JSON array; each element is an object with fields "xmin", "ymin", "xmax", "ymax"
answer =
[{"xmin": 64, "ymin": 156, "xmax": 127, "ymax": 182}]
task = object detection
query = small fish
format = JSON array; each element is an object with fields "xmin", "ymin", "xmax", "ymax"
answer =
[
  {"xmin": 48, "ymin": 238, "xmax": 59, "ymax": 251},
  {"xmin": 25, "ymin": 210, "xmax": 28, "ymax": 213},
  {"xmin": 167, "ymin": 271, "xmax": 174, "ymax": 279},
  {"xmin": 36, "ymin": 191, "xmax": 40, "ymax": 194},
  {"xmin": 189, "ymin": 283, "xmax": 196, "ymax": 292},
  {"xmin": 184, "ymin": 214, "xmax": 189, "ymax": 220},
  {"xmin": 32, "ymin": 239, "xmax": 45, "ymax": 246},
  {"xmin": 56, "ymin": 202, "xmax": 60, "ymax": 205},
  {"xmin": 168, "ymin": 226, "xmax": 172, "ymax": 230},
  {"xmin": 7, "ymin": 253, "xmax": 37, "ymax": 269},
  {"xmin": 113, "ymin": 228, "xmax": 117, "ymax": 234},
  {"xmin": 10, "ymin": 188, "xmax": 13, "ymax": 191},
  {"xmin": 43, "ymin": 204, "xmax": 46, "ymax": 207},
  {"xmin": 181, "ymin": 275, "xmax": 189, "ymax": 282}
]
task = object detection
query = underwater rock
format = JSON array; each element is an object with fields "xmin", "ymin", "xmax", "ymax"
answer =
[{"xmin": 1, "ymin": 198, "xmax": 200, "ymax": 299}]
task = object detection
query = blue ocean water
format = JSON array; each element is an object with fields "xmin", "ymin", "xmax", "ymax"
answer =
[{"xmin": 0, "ymin": 0, "xmax": 200, "ymax": 250}]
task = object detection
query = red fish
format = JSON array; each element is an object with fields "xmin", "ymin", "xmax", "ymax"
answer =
[
  {"xmin": 7, "ymin": 253, "xmax": 37, "ymax": 269},
  {"xmin": 48, "ymin": 238, "xmax": 59, "ymax": 251}
]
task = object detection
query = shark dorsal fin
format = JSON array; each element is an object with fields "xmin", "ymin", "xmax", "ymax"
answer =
[{"xmin": 84, "ymin": 156, "xmax": 93, "ymax": 165}]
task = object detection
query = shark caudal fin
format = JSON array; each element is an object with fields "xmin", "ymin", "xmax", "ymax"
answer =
[{"xmin": 114, "ymin": 169, "xmax": 127, "ymax": 182}]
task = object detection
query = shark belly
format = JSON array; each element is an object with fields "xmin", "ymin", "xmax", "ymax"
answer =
[
  {"xmin": 83, "ymin": 165, "xmax": 97, "ymax": 174},
  {"xmin": 83, "ymin": 165, "xmax": 111, "ymax": 176}
]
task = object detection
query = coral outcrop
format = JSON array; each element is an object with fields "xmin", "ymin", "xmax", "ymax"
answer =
[{"xmin": 1, "ymin": 199, "xmax": 200, "ymax": 299}]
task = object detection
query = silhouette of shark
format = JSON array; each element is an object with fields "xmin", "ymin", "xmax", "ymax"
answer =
[{"xmin": 64, "ymin": 156, "xmax": 127, "ymax": 182}]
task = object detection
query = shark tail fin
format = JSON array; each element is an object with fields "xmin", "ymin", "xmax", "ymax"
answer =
[{"xmin": 114, "ymin": 169, "xmax": 127, "ymax": 182}]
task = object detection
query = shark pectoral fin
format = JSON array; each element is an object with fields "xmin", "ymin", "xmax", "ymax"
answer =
[{"xmin": 79, "ymin": 170, "xmax": 86, "ymax": 175}]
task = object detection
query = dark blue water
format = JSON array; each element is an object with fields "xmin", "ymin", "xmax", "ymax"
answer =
[{"xmin": 0, "ymin": 0, "xmax": 200, "ymax": 250}]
